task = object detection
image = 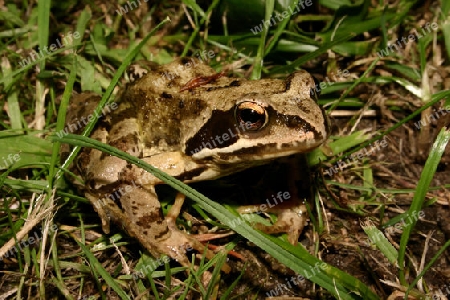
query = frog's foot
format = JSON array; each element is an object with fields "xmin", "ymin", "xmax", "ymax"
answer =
[
  {"xmin": 237, "ymin": 203, "xmax": 307, "ymax": 245},
  {"xmin": 86, "ymin": 193, "xmax": 114, "ymax": 234},
  {"xmin": 93, "ymin": 186, "xmax": 230, "ymax": 273},
  {"xmin": 166, "ymin": 193, "xmax": 231, "ymax": 272}
]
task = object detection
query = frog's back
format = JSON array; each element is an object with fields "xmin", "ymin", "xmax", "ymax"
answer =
[{"xmin": 115, "ymin": 58, "xmax": 288, "ymax": 160}]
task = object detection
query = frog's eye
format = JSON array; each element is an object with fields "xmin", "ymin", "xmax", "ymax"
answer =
[{"xmin": 234, "ymin": 101, "xmax": 268, "ymax": 131}]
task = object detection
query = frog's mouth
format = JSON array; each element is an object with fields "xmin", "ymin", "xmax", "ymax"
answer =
[
  {"xmin": 186, "ymin": 140, "xmax": 326, "ymax": 182},
  {"xmin": 191, "ymin": 138, "xmax": 326, "ymax": 164}
]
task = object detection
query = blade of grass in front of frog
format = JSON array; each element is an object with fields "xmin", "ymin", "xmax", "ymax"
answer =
[
  {"xmin": 53, "ymin": 133, "xmax": 380, "ymax": 300},
  {"xmin": 57, "ymin": 17, "xmax": 170, "ymax": 183},
  {"xmin": 399, "ymin": 127, "xmax": 450, "ymax": 286}
]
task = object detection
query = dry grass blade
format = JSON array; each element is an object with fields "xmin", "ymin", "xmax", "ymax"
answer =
[{"xmin": 0, "ymin": 191, "xmax": 57, "ymax": 260}]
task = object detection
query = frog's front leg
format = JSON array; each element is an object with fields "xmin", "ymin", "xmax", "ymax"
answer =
[
  {"xmin": 237, "ymin": 202, "xmax": 307, "ymax": 245},
  {"xmin": 89, "ymin": 183, "xmax": 228, "ymax": 271},
  {"xmin": 119, "ymin": 185, "xmax": 194, "ymax": 265},
  {"xmin": 236, "ymin": 156, "xmax": 312, "ymax": 245}
]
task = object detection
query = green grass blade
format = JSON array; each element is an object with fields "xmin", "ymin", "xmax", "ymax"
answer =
[
  {"xmin": 181, "ymin": 0, "xmax": 221, "ymax": 57},
  {"xmin": 265, "ymin": 0, "xmax": 312, "ymax": 55},
  {"xmin": 327, "ymin": 90, "xmax": 450, "ymax": 166},
  {"xmin": 398, "ymin": 127, "xmax": 450, "ymax": 284},
  {"xmin": 48, "ymin": 56, "xmax": 77, "ymax": 188},
  {"xmin": 54, "ymin": 134, "xmax": 379, "ymax": 300},
  {"xmin": 269, "ymin": 33, "xmax": 356, "ymax": 74},
  {"xmin": 37, "ymin": 0, "xmax": 50, "ymax": 68},
  {"xmin": 1, "ymin": 60, "xmax": 22, "ymax": 130},
  {"xmin": 74, "ymin": 8, "xmax": 91, "ymax": 49},
  {"xmin": 50, "ymin": 274, "xmax": 75, "ymax": 300},
  {"xmin": 440, "ymin": 1, "xmax": 450, "ymax": 59},
  {"xmin": 327, "ymin": 57, "xmax": 379, "ymax": 112},
  {"xmin": 182, "ymin": 0, "xmax": 205, "ymax": 17},
  {"xmin": 406, "ymin": 238, "xmax": 450, "ymax": 298},
  {"xmin": 251, "ymin": 0, "xmax": 274, "ymax": 80},
  {"xmin": 77, "ymin": 241, "xmax": 130, "ymax": 300},
  {"xmin": 442, "ymin": 22, "xmax": 450, "ymax": 60},
  {"xmin": 361, "ymin": 220, "xmax": 398, "ymax": 265},
  {"xmin": 0, "ymin": 45, "xmax": 78, "ymax": 88}
]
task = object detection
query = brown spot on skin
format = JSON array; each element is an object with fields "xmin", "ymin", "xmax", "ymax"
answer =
[
  {"xmin": 99, "ymin": 123, "xmax": 112, "ymax": 134},
  {"xmin": 136, "ymin": 214, "xmax": 158, "ymax": 228},
  {"xmin": 179, "ymin": 57, "xmax": 191, "ymax": 65},
  {"xmin": 118, "ymin": 166, "xmax": 140, "ymax": 182},
  {"xmin": 285, "ymin": 77, "xmax": 292, "ymax": 91},
  {"xmin": 88, "ymin": 180, "xmax": 96, "ymax": 189},
  {"xmin": 279, "ymin": 113, "xmax": 320, "ymax": 140},
  {"xmin": 109, "ymin": 134, "xmax": 140, "ymax": 152},
  {"xmin": 99, "ymin": 152, "xmax": 110, "ymax": 160},
  {"xmin": 294, "ymin": 100, "xmax": 311, "ymax": 114},
  {"xmin": 180, "ymin": 166, "xmax": 208, "ymax": 181},
  {"xmin": 109, "ymin": 106, "xmax": 137, "ymax": 125},
  {"xmin": 185, "ymin": 109, "xmax": 239, "ymax": 154},
  {"xmin": 286, "ymin": 116, "xmax": 305, "ymax": 128},
  {"xmin": 155, "ymin": 227, "xmax": 170, "ymax": 239},
  {"xmin": 76, "ymin": 152, "xmax": 92, "ymax": 172},
  {"xmin": 194, "ymin": 99, "xmax": 206, "ymax": 114},
  {"xmin": 161, "ymin": 92, "xmax": 172, "ymax": 98}
]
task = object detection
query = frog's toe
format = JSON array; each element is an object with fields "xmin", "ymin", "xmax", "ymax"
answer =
[
  {"xmin": 86, "ymin": 193, "xmax": 113, "ymax": 233},
  {"xmin": 254, "ymin": 207, "xmax": 307, "ymax": 245}
]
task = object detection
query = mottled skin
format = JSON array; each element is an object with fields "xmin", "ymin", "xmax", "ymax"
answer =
[{"xmin": 65, "ymin": 57, "xmax": 328, "ymax": 270}]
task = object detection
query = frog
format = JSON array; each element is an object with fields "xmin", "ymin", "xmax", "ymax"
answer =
[{"xmin": 62, "ymin": 57, "xmax": 329, "ymax": 272}]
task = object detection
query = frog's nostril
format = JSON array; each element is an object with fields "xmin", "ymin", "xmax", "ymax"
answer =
[{"xmin": 310, "ymin": 76, "xmax": 321, "ymax": 101}]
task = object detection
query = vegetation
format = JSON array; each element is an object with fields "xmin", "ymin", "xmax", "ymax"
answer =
[{"xmin": 1, "ymin": 0, "xmax": 449, "ymax": 299}]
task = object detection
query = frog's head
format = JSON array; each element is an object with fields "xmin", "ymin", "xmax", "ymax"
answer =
[{"xmin": 184, "ymin": 70, "xmax": 329, "ymax": 167}]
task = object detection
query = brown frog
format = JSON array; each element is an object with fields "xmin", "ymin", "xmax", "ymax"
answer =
[{"xmin": 63, "ymin": 57, "xmax": 328, "ymax": 271}]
